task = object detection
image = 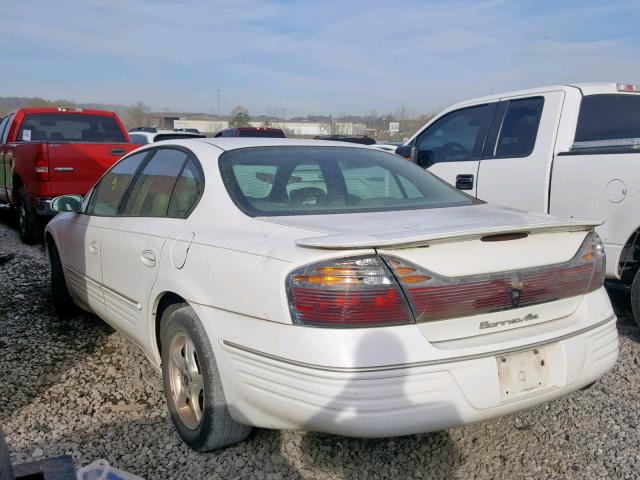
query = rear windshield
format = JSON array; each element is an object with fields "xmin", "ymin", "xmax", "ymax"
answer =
[
  {"xmin": 18, "ymin": 113, "xmax": 126, "ymax": 143},
  {"xmin": 219, "ymin": 146, "xmax": 479, "ymax": 216},
  {"xmin": 238, "ymin": 129, "xmax": 285, "ymax": 138},
  {"xmin": 575, "ymin": 94, "xmax": 640, "ymax": 142}
]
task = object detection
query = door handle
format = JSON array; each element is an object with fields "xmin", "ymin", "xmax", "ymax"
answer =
[
  {"xmin": 456, "ymin": 174, "xmax": 474, "ymax": 190},
  {"xmin": 141, "ymin": 250, "xmax": 156, "ymax": 267},
  {"xmin": 88, "ymin": 241, "xmax": 99, "ymax": 254}
]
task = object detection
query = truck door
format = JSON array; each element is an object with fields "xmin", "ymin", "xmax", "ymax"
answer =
[
  {"xmin": 476, "ymin": 91, "xmax": 565, "ymax": 212},
  {"xmin": 411, "ymin": 102, "xmax": 497, "ymax": 196}
]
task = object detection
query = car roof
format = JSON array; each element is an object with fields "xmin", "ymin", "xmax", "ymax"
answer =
[
  {"xmin": 144, "ymin": 137, "xmax": 374, "ymax": 152},
  {"xmin": 446, "ymin": 82, "xmax": 627, "ymax": 110}
]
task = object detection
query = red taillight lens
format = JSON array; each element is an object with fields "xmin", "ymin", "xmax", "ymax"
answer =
[
  {"xmin": 287, "ymin": 255, "xmax": 414, "ymax": 327},
  {"xmin": 383, "ymin": 231, "xmax": 606, "ymax": 322},
  {"xmin": 34, "ymin": 147, "xmax": 49, "ymax": 181}
]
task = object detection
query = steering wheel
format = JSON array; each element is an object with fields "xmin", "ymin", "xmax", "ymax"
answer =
[
  {"xmin": 439, "ymin": 142, "xmax": 470, "ymax": 160},
  {"xmin": 289, "ymin": 187, "xmax": 327, "ymax": 205}
]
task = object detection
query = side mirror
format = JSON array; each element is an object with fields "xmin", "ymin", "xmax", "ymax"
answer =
[
  {"xmin": 414, "ymin": 149, "xmax": 435, "ymax": 169},
  {"xmin": 51, "ymin": 194, "xmax": 83, "ymax": 213},
  {"xmin": 395, "ymin": 145, "xmax": 413, "ymax": 159}
]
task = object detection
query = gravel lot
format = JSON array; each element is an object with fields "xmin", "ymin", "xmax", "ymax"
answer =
[{"xmin": 0, "ymin": 216, "xmax": 639, "ymax": 480}]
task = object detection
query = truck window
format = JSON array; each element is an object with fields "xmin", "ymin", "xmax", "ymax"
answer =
[
  {"xmin": 575, "ymin": 94, "xmax": 640, "ymax": 142},
  {"xmin": 17, "ymin": 113, "xmax": 126, "ymax": 143},
  {"xmin": 1, "ymin": 114, "xmax": 15, "ymax": 144},
  {"xmin": 415, "ymin": 104, "xmax": 494, "ymax": 163},
  {"xmin": 0, "ymin": 117, "xmax": 9, "ymax": 145},
  {"xmin": 494, "ymin": 97, "xmax": 544, "ymax": 158}
]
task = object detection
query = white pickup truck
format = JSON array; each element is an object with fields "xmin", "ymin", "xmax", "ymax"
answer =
[{"xmin": 397, "ymin": 82, "xmax": 640, "ymax": 324}]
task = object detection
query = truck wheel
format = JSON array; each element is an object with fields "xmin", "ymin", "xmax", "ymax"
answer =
[
  {"xmin": 0, "ymin": 427, "xmax": 15, "ymax": 480},
  {"xmin": 630, "ymin": 269, "xmax": 640, "ymax": 327},
  {"xmin": 160, "ymin": 305, "xmax": 252, "ymax": 451},
  {"xmin": 16, "ymin": 188, "xmax": 43, "ymax": 245},
  {"xmin": 49, "ymin": 242, "xmax": 78, "ymax": 319}
]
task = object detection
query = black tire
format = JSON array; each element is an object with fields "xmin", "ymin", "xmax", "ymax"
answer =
[
  {"xmin": 160, "ymin": 305, "xmax": 252, "ymax": 451},
  {"xmin": 15, "ymin": 187, "xmax": 43, "ymax": 245},
  {"xmin": 630, "ymin": 269, "xmax": 640, "ymax": 327},
  {"xmin": 0, "ymin": 428, "xmax": 15, "ymax": 480},
  {"xmin": 49, "ymin": 242, "xmax": 78, "ymax": 319}
]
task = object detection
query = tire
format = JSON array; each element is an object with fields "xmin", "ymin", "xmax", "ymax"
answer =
[
  {"xmin": 160, "ymin": 305, "xmax": 252, "ymax": 451},
  {"xmin": 16, "ymin": 187, "xmax": 43, "ymax": 245},
  {"xmin": 0, "ymin": 428, "xmax": 15, "ymax": 480},
  {"xmin": 49, "ymin": 242, "xmax": 77, "ymax": 319},
  {"xmin": 630, "ymin": 269, "xmax": 640, "ymax": 327}
]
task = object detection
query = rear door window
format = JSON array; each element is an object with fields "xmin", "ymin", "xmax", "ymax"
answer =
[
  {"xmin": 494, "ymin": 97, "xmax": 544, "ymax": 158},
  {"xmin": 86, "ymin": 151, "xmax": 148, "ymax": 216},
  {"xmin": 167, "ymin": 159, "xmax": 203, "ymax": 218},
  {"xmin": 121, "ymin": 149, "xmax": 188, "ymax": 217},
  {"xmin": 415, "ymin": 104, "xmax": 495, "ymax": 163},
  {"xmin": 575, "ymin": 94, "xmax": 640, "ymax": 142},
  {"xmin": 17, "ymin": 113, "xmax": 126, "ymax": 143}
]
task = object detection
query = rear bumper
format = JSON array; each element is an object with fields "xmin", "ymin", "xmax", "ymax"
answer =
[{"xmin": 214, "ymin": 315, "xmax": 617, "ymax": 436}]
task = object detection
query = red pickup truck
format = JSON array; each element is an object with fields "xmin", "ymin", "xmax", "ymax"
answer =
[{"xmin": 0, "ymin": 107, "xmax": 137, "ymax": 243}]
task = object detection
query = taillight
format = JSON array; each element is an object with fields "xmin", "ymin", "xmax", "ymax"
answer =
[
  {"xmin": 34, "ymin": 146, "xmax": 49, "ymax": 181},
  {"xmin": 287, "ymin": 255, "xmax": 414, "ymax": 327},
  {"xmin": 383, "ymin": 231, "xmax": 606, "ymax": 323}
]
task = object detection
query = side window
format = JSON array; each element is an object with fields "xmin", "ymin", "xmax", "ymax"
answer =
[
  {"xmin": 416, "ymin": 104, "xmax": 494, "ymax": 163},
  {"xmin": 121, "ymin": 149, "xmax": 188, "ymax": 217},
  {"xmin": 86, "ymin": 151, "xmax": 148, "ymax": 216},
  {"xmin": 167, "ymin": 159, "xmax": 203, "ymax": 218},
  {"xmin": 0, "ymin": 117, "xmax": 9, "ymax": 145},
  {"xmin": 129, "ymin": 134, "xmax": 148, "ymax": 145},
  {"xmin": 1, "ymin": 114, "xmax": 15, "ymax": 144},
  {"xmin": 494, "ymin": 97, "xmax": 544, "ymax": 158}
]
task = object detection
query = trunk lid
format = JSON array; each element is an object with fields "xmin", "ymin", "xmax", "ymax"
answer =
[{"xmin": 258, "ymin": 204, "xmax": 599, "ymax": 250}]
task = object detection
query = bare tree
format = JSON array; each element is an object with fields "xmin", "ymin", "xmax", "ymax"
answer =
[
  {"xmin": 127, "ymin": 101, "xmax": 150, "ymax": 128},
  {"xmin": 231, "ymin": 105, "xmax": 249, "ymax": 117}
]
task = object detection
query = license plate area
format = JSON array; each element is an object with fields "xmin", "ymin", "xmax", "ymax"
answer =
[{"xmin": 497, "ymin": 347, "xmax": 551, "ymax": 401}]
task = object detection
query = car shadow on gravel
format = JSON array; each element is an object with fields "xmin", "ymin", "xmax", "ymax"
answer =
[
  {"xmin": 0, "ymin": 246, "xmax": 114, "ymax": 423},
  {"xmin": 294, "ymin": 332, "xmax": 458, "ymax": 479}
]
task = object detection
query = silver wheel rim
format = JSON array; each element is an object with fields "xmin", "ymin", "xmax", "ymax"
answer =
[{"xmin": 168, "ymin": 332, "xmax": 205, "ymax": 430}]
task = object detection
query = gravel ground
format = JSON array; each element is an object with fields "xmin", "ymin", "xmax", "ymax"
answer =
[{"xmin": 0, "ymin": 216, "xmax": 639, "ymax": 480}]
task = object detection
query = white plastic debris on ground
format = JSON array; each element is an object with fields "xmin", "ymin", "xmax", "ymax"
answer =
[{"xmin": 77, "ymin": 459, "xmax": 144, "ymax": 480}]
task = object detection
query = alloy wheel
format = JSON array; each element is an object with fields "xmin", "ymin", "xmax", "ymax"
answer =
[{"xmin": 168, "ymin": 331, "xmax": 205, "ymax": 430}]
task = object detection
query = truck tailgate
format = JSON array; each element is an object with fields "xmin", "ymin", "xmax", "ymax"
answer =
[{"xmin": 47, "ymin": 143, "xmax": 137, "ymax": 196}]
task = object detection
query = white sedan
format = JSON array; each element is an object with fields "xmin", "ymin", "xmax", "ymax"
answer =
[{"xmin": 45, "ymin": 138, "xmax": 618, "ymax": 451}]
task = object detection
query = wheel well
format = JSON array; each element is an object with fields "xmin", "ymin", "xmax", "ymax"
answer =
[
  {"xmin": 12, "ymin": 174, "xmax": 22, "ymax": 191},
  {"xmin": 619, "ymin": 228, "xmax": 640, "ymax": 284},
  {"xmin": 154, "ymin": 292, "xmax": 186, "ymax": 354},
  {"xmin": 44, "ymin": 232, "xmax": 54, "ymax": 255}
]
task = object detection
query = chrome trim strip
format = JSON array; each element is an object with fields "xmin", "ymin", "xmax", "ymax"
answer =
[{"xmin": 222, "ymin": 315, "xmax": 616, "ymax": 373}]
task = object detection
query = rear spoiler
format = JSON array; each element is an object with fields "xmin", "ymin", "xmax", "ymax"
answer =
[{"xmin": 295, "ymin": 219, "xmax": 602, "ymax": 250}]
